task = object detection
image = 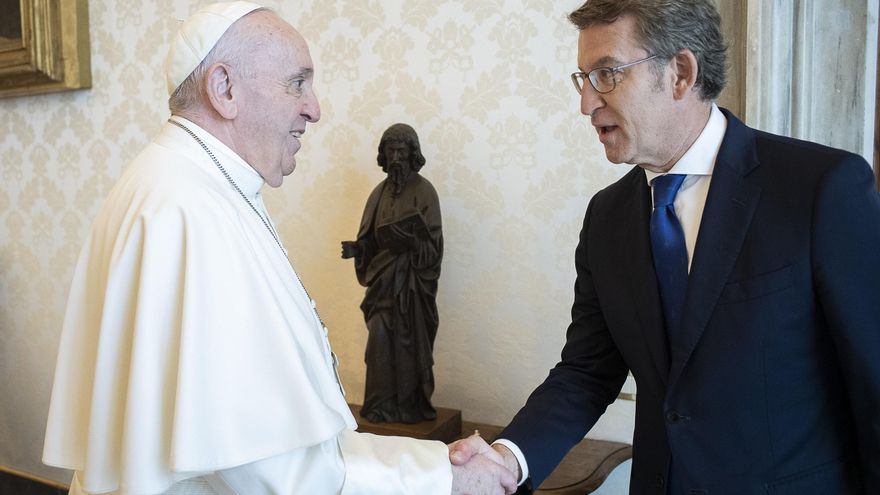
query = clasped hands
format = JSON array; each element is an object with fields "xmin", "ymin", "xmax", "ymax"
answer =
[{"xmin": 448, "ymin": 433, "xmax": 520, "ymax": 495}]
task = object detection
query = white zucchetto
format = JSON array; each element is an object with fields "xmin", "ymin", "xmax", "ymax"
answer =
[{"xmin": 165, "ymin": 1, "xmax": 263, "ymax": 95}]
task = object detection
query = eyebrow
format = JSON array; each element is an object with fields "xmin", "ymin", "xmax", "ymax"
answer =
[
  {"xmin": 581, "ymin": 55, "xmax": 621, "ymax": 72},
  {"xmin": 286, "ymin": 67, "xmax": 313, "ymax": 82}
]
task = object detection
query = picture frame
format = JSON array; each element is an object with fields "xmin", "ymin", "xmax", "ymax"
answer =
[{"xmin": 0, "ymin": 0, "xmax": 91, "ymax": 98}]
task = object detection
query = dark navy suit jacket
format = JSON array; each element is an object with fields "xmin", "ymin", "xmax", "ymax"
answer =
[{"xmin": 501, "ymin": 109, "xmax": 880, "ymax": 494}]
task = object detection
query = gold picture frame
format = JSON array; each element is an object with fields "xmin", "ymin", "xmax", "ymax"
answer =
[{"xmin": 0, "ymin": 0, "xmax": 91, "ymax": 98}]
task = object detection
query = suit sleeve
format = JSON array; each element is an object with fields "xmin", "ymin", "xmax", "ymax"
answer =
[
  {"xmin": 499, "ymin": 198, "xmax": 630, "ymax": 488},
  {"xmin": 811, "ymin": 155, "xmax": 880, "ymax": 490}
]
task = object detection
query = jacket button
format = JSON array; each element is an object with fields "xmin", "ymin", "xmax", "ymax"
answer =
[
  {"xmin": 666, "ymin": 410, "xmax": 681, "ymax": 423},
  {"xmin": 655, "ymin": 474, "xmax": 665, "ymax": 487}
]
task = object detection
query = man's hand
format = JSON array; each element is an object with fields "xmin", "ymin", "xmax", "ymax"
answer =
[{"xmin": 448, "ymin": 435, "xmax": 518, "ymax": 495}]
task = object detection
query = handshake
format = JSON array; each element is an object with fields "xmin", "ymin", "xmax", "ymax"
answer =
[{"xmin": 447, "ymin": 432, "xmax": 521, "ymax": 495}]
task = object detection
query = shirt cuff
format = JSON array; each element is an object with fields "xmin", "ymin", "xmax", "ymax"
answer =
[{"xmin": 492, "ymin": 438, "xmax": 529, "ymax": 486}]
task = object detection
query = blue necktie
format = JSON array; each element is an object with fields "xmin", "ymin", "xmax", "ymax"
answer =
[{"xmin": 650, "ymin": 174, "xmax": 688, "ymax": 338}]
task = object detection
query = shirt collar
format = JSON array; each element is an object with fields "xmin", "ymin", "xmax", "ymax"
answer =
[
  {"xmin": 645, "ymin": 103, "xmax": 727, "ymax": 184},
  {"xmin": 168, "ymin": 115, "xmax": 265, "ymax": 200}
]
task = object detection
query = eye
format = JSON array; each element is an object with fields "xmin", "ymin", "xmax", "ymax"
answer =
[
  {"xmin": 288, "ymin": 78, "xmax": 305, "ymax": 94},
  {"xmin": 597, "ymin": 68, "xmax": 615, "ymax": 84}
]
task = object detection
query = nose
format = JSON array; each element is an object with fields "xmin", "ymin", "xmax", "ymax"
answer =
[
  {"xmin": 303, "ymin": 89, "xmax": 321, "ymax": 123},
  {"xmin": 580, "ymin": 84, "xmax": 605, "ymax": 117}
]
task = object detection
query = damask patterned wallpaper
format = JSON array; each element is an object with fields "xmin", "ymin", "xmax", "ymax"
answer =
[{"xmin": 0, "ymin": 0, "xmax": 635, "ymax": 482}]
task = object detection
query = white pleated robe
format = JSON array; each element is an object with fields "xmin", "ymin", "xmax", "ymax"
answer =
[{"xmin": 42, "ymin": 118, "xmax": 452, "ymax": 495}]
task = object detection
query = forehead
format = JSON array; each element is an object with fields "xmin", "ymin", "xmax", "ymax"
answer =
[
  {"xmin": 577, "ymin": 15, "xmax": 644, "ymax": 69},
  {"xmin": 249, "ymin": 12, "xmax": 313, "ymax": 72},
  {"xmin": 275, "ymin": 32, "xmax": 312, "ymax": 72}
]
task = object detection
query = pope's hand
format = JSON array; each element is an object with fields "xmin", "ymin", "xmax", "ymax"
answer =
[{"xmin": 448, "ymin": 434, "xmax": 518, "ymax": 495}]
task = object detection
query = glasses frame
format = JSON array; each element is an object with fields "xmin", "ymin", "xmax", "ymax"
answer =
[{"xmin": 571, "ymin": 54, "xmax": 659, "ymax": 95}]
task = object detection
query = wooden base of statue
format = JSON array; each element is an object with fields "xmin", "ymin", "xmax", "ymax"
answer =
[{"xmin": 348, "ymin": 404, "xmax": 462, "ymax": 444}]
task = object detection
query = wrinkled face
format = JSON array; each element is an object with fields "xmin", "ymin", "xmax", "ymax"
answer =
[
  {"xmin": 235, "ymin": 13, "xmax": 320, "ymax": 187},
  {"xmin": 577, "ymin": 15, "xmax": 676, "ymax": 170}
]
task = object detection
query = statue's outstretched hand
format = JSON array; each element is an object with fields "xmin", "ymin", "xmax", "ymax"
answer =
[{"xmin": 341, "ymin": 240, "xmax": 360, "ymax": 259}]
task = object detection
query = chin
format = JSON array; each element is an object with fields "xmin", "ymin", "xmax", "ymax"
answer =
[
  {"xmin": 603, "ymin": 150, "xmax": 626, "ymax": 165},
  {"xmin": 264, "ymin": 171, "xmax": 284, "ymax": 188},
  {"xmin": 603, "ymin": 145, "xmax": 639, "ymax": 165}
]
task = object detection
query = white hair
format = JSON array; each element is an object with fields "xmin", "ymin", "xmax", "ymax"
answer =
[{"xmin": 167, "ymin": 8, "xmax": 268, "ymax": 114}]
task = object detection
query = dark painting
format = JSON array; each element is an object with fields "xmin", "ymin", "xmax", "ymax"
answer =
[{"xmin": 0, "ymin": 0, "xmax": 22, "ymax": 42}]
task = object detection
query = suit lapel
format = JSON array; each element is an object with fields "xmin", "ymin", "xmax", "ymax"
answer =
[
  {"xmin": 623, "ymin": 171, "xmax": 671, "ymax": 385},
  {"xmin": 669, "ymin": 111, "xmax": 762, "ymax": 385}
]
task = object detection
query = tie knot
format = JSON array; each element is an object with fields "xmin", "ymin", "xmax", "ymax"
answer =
[{"xmin": 652, "ymin": 174, "xmax": 686, "ymax": 208}]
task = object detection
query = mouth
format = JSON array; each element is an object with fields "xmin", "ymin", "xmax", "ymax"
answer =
[
  {"xmin": 594, "ymin": 124, "xmax": 620, "ymax": 145},
  {"xmin": 289, "ymin": 129, "xmax": 305, "ymax": 140}
]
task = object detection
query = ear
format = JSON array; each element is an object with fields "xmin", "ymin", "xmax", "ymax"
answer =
[
  {"xmin": 203, "ymin": 63, "xmax": 238, "ymax": 119},
  {"xmin": 670, "ymin": 49, "xmax": 699, "ymax": 100}
]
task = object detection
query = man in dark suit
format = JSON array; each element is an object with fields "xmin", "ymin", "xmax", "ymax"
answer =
[{"xmin": 450, "ymin": 0, "xmax": 880, "ymax": 493}]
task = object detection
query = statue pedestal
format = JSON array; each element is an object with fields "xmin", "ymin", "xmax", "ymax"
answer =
[{"xmin": 348, "ymin": 404, "xmax": 462, "ymax": 444}]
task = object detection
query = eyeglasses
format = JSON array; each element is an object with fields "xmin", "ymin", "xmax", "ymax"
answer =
[{"xmin": 571, "ymin": 55, "xmax": 659, "ymax": 95}]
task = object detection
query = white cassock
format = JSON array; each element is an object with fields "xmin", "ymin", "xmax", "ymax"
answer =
[{"xmin": 42, "ymin": 117, "xmax": 452, "ymax": 495}]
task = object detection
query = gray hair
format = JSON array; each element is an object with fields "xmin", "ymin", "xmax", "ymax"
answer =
[
  {"xmin": 167, "ymin": 8, "xmax": 268, "ymax": 114},
  {"xmin": 568, "ymin": 0, "xmax": 727, "ymax": 101}
]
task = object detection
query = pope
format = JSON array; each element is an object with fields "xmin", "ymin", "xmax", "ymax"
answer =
[{"xmin": 41, "ymin": 2, "xmax": 515, "ymax": 494}]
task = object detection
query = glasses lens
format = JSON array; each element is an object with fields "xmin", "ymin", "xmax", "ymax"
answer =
[{"xmin": 589, "ymin": 68, "xmax": 615, "ymax": 93}]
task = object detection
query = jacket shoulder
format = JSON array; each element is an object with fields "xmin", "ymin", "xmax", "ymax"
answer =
[
  {"xmin": 592, "ymin": 165, "xmax": 646, "ymax": 205},
  {"xmin": 749, "ymin": 129, "xmax": 871, "ymax": 187}
]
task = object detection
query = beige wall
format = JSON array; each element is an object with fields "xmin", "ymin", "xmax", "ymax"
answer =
[{"xmin": 0, "ymin": 0, "xmax": 638, "ymax": 483}]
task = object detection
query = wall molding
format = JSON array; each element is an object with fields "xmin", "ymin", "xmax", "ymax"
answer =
[{"xmin": 736, "ymin": 0, "xmax": 878, "ymax": 161}]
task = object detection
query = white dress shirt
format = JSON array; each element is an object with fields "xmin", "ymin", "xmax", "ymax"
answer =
[{"xmin": 645, "ymin": 104, "xmax": 727, "ymax": 272}]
